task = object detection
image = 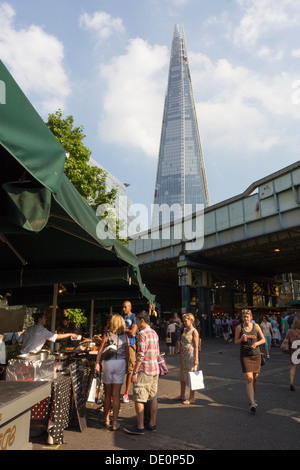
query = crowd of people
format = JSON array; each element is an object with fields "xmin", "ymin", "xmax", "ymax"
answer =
[
  {"xmin": 13, "ymin": 303, "xmax": 299, "ymax": 432},
  {"xmin": 213, "ymin": 311, "xmax": 297, "ymax": 353},
  {"xmin": 94, "ymin": 305, "xmax": 300, "ymax": 431}
]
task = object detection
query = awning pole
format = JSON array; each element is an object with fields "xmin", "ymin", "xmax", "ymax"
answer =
[
  {"xmin": 50, "ymin": 284, "xmax": 58, "ymax": 350},
  {"xmin": 90, "ymin": 299, "xmax": 94, "ymax": 338}
]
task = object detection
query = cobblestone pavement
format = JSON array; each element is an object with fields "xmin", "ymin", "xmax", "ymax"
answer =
[{"xmin": 32, "ymin": 338, "xmax": 300, "ymax": 451}]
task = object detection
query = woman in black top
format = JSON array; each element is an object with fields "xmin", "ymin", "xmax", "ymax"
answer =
[{"xmin": 235, "ymin": 309, "xmax": 265, "ymax": 413}]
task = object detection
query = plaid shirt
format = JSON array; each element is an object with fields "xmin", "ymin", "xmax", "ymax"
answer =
[{"xmin": 136, "ymin": 325, "xmax": 160, "ymax": 376}]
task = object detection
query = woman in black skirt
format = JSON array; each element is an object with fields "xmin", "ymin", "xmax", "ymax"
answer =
[{"xmin": 235, "ymin": 309, "xmax": 265, "ymax": 413}]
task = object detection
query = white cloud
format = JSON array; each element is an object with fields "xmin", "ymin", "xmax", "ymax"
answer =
[
  {"xmin": 190, "ymin": 52, "xmax": 300, "ymax": 156},
  {"xmin": 233, "ymin": 0, "xmax": 300, "ymax": 47},
  {"xmin": 96, "ymin": 37, "xmax": 300, "ymax": 161},
  {"xmin": 79, "ymin": 11, "xmax": 125, "ymax": 43},
  {"xmin": 98, "ymin": 38, "xmax": 168, "ymax": 158},
  {"xmin": 291, "ymin": 49, "xmax": 300, "ymax": 58},
  {"xmin": 0, "ymin": 2, "xmax": 71, "ymax": 114},
  {"xmin": 256, "ymin": 46, "xmax": 283, "ymax": 61}
]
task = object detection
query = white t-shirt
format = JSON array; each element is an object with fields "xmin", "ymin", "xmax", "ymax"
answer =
[
  {"xmin": 167, "ymin": 323, "xmax": 176, "ymax": 334},
  {"xmin": 19, "ymin": 324, "xmax": 57, "ymax": 354},
  {"xmin": 260, "ymin": 321, "xmax": 272, "ymax": 337}
]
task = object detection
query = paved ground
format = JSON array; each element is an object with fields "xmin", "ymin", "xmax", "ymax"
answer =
[{"xmin": 31, "ymin": 338, "xmax": 300, "ymax": 452}]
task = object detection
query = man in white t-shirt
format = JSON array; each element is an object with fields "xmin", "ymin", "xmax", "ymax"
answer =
[
  {"xmin": 260, "ymin": 316, "xmax": 274, "ymax": 359},
  {"xmin": 18, "ymin": 312, "xmax": 79, "ymax": 354}
]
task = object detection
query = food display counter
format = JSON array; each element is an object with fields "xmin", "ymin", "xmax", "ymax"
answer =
[
  {"xmin": 0, "ymin": 343, "xmax": 99, "ymax": 449},
  {"xmin": 0, "ymin": 381, "xmax": 51, "ymax": 450}
]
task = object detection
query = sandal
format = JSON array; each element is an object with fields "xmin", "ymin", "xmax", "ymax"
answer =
[
  {"xmin": 103, "ymin": 419, "xmax": 110, "ymax": 427},
  {"xmin": 111, "ymin": 422, "xmax": 120, "ymax": 431},
  {"xmin": 182, "ymin": 400, "xmax": 195, "ymax": 405},
  {"xmin": 172, "ymin": 396, "xmax": 185, "ymax": 401}
]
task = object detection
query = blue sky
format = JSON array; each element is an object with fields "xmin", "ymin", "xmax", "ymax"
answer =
[{"xmin": 1, "ymin": 0, "xmax": 300, "ymax": 220}]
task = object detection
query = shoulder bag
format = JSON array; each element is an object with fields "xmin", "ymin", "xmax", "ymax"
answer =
[
  {"xmin": 157, "ymin": 352, "xmax": 168, "ymax": 376},
  {"xmin": 101, "ymin": 333, "xmax": 118, "ymax": 361},
  {"xmin": 280, "ymin": 335, "xmax": 290, "ymax": 354}
]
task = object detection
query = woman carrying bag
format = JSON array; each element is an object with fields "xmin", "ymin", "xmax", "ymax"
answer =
[
  {"xmin": 281, "ymin": 316, "xmax": 300, "ymax": 391},
  {"xmin": 172, "ymin": 313, "xmax": 199, "ymax": 405},
  {"xmin": 95, "ymin": 314, "xmax": 129, "ymax": 430},
  {"xmin": 166, "ymin": 318, "xmax": 176, "ymax": 355}
]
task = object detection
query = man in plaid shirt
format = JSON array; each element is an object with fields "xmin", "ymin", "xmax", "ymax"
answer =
[{"xmin": 123, "ymin": 310, "xmax": 160, "ymax": 434}]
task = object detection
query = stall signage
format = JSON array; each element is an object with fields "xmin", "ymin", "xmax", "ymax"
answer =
[{"xmin": 0, "ymin": 424, "xmax": 16, "ymax": 450}]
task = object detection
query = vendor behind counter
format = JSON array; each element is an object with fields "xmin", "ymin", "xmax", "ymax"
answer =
[
  {"xmin": 18, "ymin": 312, "xmax": 79, "ymax": 354},
  {"xmin": 57, "ymin": 318, "xmax": 79, "ymax": 349}
]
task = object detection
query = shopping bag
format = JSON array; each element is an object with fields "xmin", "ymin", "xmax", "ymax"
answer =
[
  {"xmin": 158, "ymin": 353, "xmax": 168, "ymax": 376},
  {"xmin": 87, "ymin": 377, "xmax": 98, "ymax": 402},
  {"xmin": 187, "ymin": 370, "xmax": 205, "ymax": 391}
]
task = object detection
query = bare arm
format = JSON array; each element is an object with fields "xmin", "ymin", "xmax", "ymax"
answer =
[
  {"xmin": 193, "ymin": 329, "xmax": 199, "ymax": 366},
  {"xmin": 251, "ymin": 324, "xmax": 266, "ymax": 349},
  {"xmin": 234, "ymin": 325, "xmax": 243, "ymax": 344}
]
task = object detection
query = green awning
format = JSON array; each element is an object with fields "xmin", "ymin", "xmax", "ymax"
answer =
[{"xmin": 0, "ymin": 60, "xmax": 66, "ymax": 195}]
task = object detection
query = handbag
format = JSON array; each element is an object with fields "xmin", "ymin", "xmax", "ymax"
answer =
[
  {"xmin": 187, "ymin": 370, "xmax": 205, "ymax": 391},
  {"xmin": 280, "ymin": 336, "xmax": 290, "ymax": 354},
  {"xmin": 260, "ymin": 352, "xmax": 266, "ymax": 366},
  {"xmin": 157, "ymin": 353, "xmax": 168, "ymax": 376}
]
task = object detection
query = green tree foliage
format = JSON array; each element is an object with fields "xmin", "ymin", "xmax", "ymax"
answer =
[
  {"xmin": 46, "ymin": 110, "xmax": 127, "ymax": 244},
  {"xmin": 46, "ymin": 109, "xmax": 117, "ymax": 210},
  {"xmin": 64, "ymin": 308, "xmax": 87, "ymax": 328}
]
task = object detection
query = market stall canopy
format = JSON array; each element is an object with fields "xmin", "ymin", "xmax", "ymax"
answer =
[
  {"xmin": 0, "ymin": 60, "xmax": 155, "ymax": 304},
  {"xmin": 0, "ymin": 61, "xmax": 65, "ymax": 195}
]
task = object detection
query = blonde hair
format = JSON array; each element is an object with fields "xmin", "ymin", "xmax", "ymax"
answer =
[
  {"xmin": 108, "ymin": 314, "xmax": 126, "ymax": 335},
  {"xmin": 183, "ymin": 313, "xmax": 195, "ymax": 323}
]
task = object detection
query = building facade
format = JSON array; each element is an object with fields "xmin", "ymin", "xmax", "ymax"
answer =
[{"xmin": 152, "ymin": 25, "xmax": 209, "ymax": 227}]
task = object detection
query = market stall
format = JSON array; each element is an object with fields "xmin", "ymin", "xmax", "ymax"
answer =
[
  {"xmin": 0, "ymin": 59, "xmax": 155, "ymax": 449},
  {"xmin": 4, "ymin": 342, "xmax": 100, "ymax": 447}
]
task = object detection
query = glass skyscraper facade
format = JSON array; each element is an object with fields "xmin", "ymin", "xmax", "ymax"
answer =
[{"xmin": 152, "ymin": 25, "xmax": 209, "ymax": 227}]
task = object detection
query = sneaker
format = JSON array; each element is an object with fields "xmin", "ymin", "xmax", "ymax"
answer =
[
  {"xmin": 123, "ymin": 426, "xmax": 145, "ymax": 435},
  {"xmin": 123, "ymin": 393, "xmax": 129, "ymax": 403},
  {"xmin": 145, "ymin": 423, "xmax": 157, "ymax": 432},
  {"xmin": 250, "ymin": 403, "xmax": 256, "ymax": 413}
]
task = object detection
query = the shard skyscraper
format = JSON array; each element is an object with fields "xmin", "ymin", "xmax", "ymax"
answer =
[{"xmin": 152, "ymin": 25, "xmax": 209, "ymax": 227}]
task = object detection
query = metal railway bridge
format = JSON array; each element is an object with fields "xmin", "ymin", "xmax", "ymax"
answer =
[{"xmin": 129, "ymin": 161, "xmax": 300, "ymax": 333}]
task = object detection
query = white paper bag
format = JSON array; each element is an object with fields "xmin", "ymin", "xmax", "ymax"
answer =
[
  {"xmin": 187, "ymin": 370, "xmax": 205, "ymax": 391},
  {"xmin": 87, "ymin": 377, "xmax": 97, "ymax": 402}
]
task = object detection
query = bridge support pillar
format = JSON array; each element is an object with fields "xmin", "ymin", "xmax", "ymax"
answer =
[
  {"xmin": 198, "ymin": 286, "xmax": 213, "ymax": 337},
  {"xmin": 181, "ymin": 285, "xmax": 190, "ymax": 314}
]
